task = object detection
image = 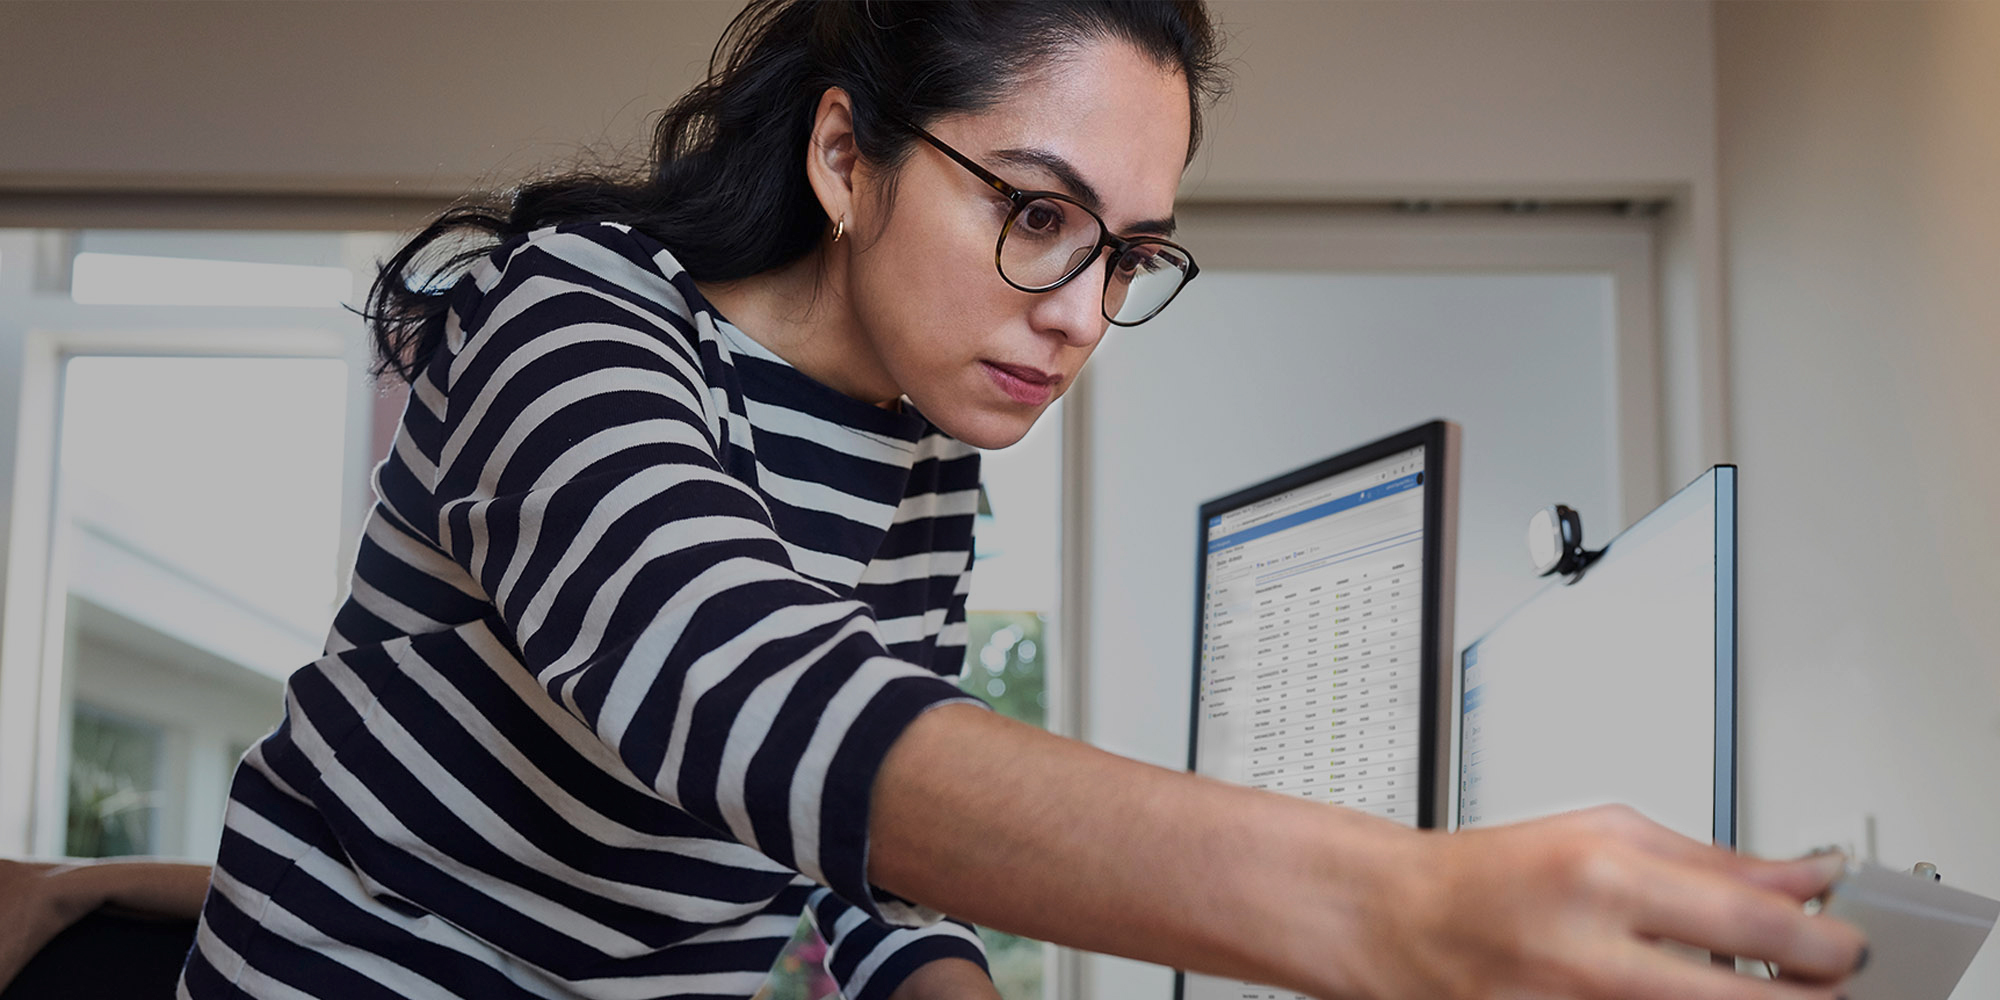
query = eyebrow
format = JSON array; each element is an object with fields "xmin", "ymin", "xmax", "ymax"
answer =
[{"xmin": 988, "ymin": 146, "xmax": 1179, "ymax": 237}]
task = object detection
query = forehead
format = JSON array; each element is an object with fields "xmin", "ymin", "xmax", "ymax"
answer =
[{"xmin": 929, "ymin": 38, "xmax": 1191, "ymax": 228}]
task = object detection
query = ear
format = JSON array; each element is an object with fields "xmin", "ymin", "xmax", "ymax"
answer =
[{"xmin": 804, "ymin": 87, "xmax": 861, "ymax": 237}]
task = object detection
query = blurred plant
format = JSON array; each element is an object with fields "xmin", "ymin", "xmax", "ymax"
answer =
[
  {"xmin": 65, "ymin": 708, "xmax": 161, "ymax": 857},
  {"xmin": 979, "ymin": 925, "xmax": 1046, "ymax": 1000},
  {"xmin": 958, "ymin": 611, "xmax": 1047, "ymax": 729},
  {"xmin": 753, "ymin": 914, "xmax": 836, "ymax": 1000}
]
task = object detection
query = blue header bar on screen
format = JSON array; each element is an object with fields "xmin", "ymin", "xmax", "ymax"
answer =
[{"xmin": 1206, "ymin": 472, "xmax": 1423, "ymax": 553}]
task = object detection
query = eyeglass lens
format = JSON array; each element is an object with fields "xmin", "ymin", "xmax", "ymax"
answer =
[{"xmin": 999, "ymin": 195, "xmax": 1192, "ymax": 325}]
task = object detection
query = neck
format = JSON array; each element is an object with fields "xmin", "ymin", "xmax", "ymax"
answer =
[{"xmin": 695, "ymin": 246, "xmax": 902, "ymax": 408}]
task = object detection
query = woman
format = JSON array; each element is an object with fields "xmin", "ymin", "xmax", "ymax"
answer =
[{"xmin": 181, "ymin": 3, "xmax": 1865, "ymax": 999}]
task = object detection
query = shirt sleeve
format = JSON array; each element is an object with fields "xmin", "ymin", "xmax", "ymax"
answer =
[
  {"xmin": 807, "ymin": 885, "xmax": 989, "ymax": 1000},
  {"xmin": 426, "ymin": 223, "xmax": 981, "ymax": 926},
  {"xmin": 933, "ymin": 546, "xmax": 978, "ymax": 678}
]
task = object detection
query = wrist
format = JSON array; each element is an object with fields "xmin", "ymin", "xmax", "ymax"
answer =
[
  {"xmin": 1231, "ymin": 796, "xmax": 1426, "ymax": 999},
  {"xmin": 38, "ymin": 863, "xmax": 113, "ymax": 927}
]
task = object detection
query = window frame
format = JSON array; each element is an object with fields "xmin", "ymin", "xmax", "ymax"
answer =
[{"xmin": 0, "ymin": 227, "xmax": 392, "ymax": 856}]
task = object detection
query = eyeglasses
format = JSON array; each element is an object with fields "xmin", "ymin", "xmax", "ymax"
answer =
[{"xmin": 899, "ymin": 120, "xmax": 1199, "ymax": 326}]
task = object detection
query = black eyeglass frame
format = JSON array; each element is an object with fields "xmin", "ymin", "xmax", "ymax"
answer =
[{"xmin": 897, "ymin": 119, "xmax": 1200, "ymax": 326}]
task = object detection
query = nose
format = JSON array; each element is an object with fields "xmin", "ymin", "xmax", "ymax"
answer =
[{"xmin": 1026, "ymin": 251, "xmax": 1113, "ymax": 349}]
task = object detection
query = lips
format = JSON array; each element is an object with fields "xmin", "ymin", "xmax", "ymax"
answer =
[
  {"xmin": 985, "ymin": 361, "xmax": 1059, "ymax": 386},
  {"xmin": 981, "ymin": 361, "xmax": 1061, "ymax": 405}
]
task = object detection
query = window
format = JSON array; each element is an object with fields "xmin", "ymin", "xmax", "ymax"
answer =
[
  {"xmin": 53, "ymin": 354, "xmax": 354, "ymax": 858},
  {"xmin": 0, "ymin": 227, "xmax": 388, "ymax": 860}
]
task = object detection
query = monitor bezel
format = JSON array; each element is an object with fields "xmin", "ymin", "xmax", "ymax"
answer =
[{"xmin": 1183, "ymin": 419, "xmax": 1460, "ymax": 829}]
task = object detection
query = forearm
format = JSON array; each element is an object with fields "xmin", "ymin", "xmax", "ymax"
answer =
[
  {"xmin": 884, "ymin": 957, "xmax": 998, "ymax": 1000},
  {"xmin": 869, "ymin": 703, "xmax": 1414, "ymax": 997},
  {"xmin": 40, "ymin": 859, "xmax": 212, "ymax": 921},
  {"xmin": 0, "ymin": 858, "xmax": 210, "ymax": 991}
]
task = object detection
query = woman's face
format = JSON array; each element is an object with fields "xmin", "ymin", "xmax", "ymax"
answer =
[{"xmin": 843, "ymin": 40, "xmax": 1192, "ymax": 450}]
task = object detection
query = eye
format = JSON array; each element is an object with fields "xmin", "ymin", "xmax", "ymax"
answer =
[
  {"xmin": 1020, "ymin": 201, "xmax": 1065, "ymax": 235},
  {"xmin": 1114, "ymin": 245, "xmax": 1162, "ymax": 277}
]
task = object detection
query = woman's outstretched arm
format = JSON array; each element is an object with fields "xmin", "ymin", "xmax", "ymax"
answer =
[{"xmin": 870, "ymin": 704, "xmax": 1866, "ymax": 1000}]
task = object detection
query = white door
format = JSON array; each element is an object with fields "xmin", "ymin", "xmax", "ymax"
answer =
[{"xmin": 1064, "ymin": 209, "xmax": 1663, "ymax": 1000}]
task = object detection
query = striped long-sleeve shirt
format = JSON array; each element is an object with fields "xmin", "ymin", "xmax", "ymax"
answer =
[{"xmin": 181, "ymin": 221, "xmax": 991, "ymax": 1000}]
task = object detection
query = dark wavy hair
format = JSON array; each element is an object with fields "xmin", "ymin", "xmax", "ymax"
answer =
[{"xmin": 365, "ymin": 0, "xmax": 1227, "ymax": 383}]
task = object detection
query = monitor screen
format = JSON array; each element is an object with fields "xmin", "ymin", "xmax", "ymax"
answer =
[
  {"xmin": 1194, "ymin": 445, "xmax": 1429, "ymax": 820},
  {"xmin": 1457, "ymin": 466, "xmax": 1736, "ymax": 845}
]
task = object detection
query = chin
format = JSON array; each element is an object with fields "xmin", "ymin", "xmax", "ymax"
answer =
[{"xmin": 924, "ymin": 401, "xmax": 1043, "ymax": 450}]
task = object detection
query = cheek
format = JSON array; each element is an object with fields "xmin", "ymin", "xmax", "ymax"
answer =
[
  {"xmin": 854, "ymin": 219, "xmax": 1016, "ymax": 382},
  {"xmin": 853, "ymin": 257, "xmax": 970, "ymax": 380}
]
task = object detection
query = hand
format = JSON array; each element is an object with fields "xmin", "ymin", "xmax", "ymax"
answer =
[
  {"xmin": 883, "ymin": 957, "xmax": 1002, "ymax": 1000},
  {"xmin": 1336, "ymin": 806, "xmax": 1866, "ymax": 1000},
  {"xmin": 0, "ymin": 860, "xmax": 98, "ymax": 991}
]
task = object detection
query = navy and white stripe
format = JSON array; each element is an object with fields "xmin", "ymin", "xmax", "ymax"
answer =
[{"xmin": 182, "ymin": 222, "xmax": 989, "ymax": 1000}]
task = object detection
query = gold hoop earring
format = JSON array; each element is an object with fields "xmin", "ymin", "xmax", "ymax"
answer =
[{"xmin": 832, "ymin": 218, "xmax": 846, "ymax": 244}]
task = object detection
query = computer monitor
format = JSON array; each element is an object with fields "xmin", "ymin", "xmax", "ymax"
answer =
[
  {"xmin": 1457, "ymin": 465, "xmax": 1737, "ymax": 846},
  {"xmin": 1179, "ymin": 420, "xmax": 1459, "ymax": 1000},
  {"xmin": 1187, "ymin": 421, "xmax": 1461, "ymax": 804}
]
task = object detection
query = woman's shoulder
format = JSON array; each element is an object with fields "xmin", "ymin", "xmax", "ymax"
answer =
[
  {"xmin": 472, "ymin": 221, "xmax": 703, "ymax": 312},
  {"xmin": 445, "ymin": 221, "xmax": 724, "ymax": 366}
]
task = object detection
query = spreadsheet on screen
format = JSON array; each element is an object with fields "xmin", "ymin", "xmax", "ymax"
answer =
[{"xmin": 1193, "ymin": 445, "xmax": 1428, "ymax": 826}]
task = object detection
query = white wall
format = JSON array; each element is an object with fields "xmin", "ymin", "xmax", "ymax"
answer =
[
  {"xmin": 0, "ymin": 1, "xmax": 1715, "ymax": 202},
  {"xmin": 1191, "ymin": 0, "xmax": 1716, "ymax": 199},
  {"xmin": 0, "ymin": 1, "xmax": 739, "ymax": 197},
  {"xmin": 1717, "ymin": 4, "xmax": 2000, "ymax": 996}
]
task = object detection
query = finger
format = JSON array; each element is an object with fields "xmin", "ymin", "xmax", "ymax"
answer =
[
  {"xmin": 1647, "ymin": 839, "xmax": 1848, "ymax": 904},
  {"xmin": 1736, "ymin": 852, "xmax": 1849, "ymax": 902},
  {"xmin": 1623, "ymin": 851, "xmax": 1868, "ymax": 983},
  {"xmin": 1585, "ymin": 808, "xmax": 1849, "ymax": 901},
  {"xmin": 1585, "ymin": 937, "xmax": 1846, "ymax": 1000}
]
